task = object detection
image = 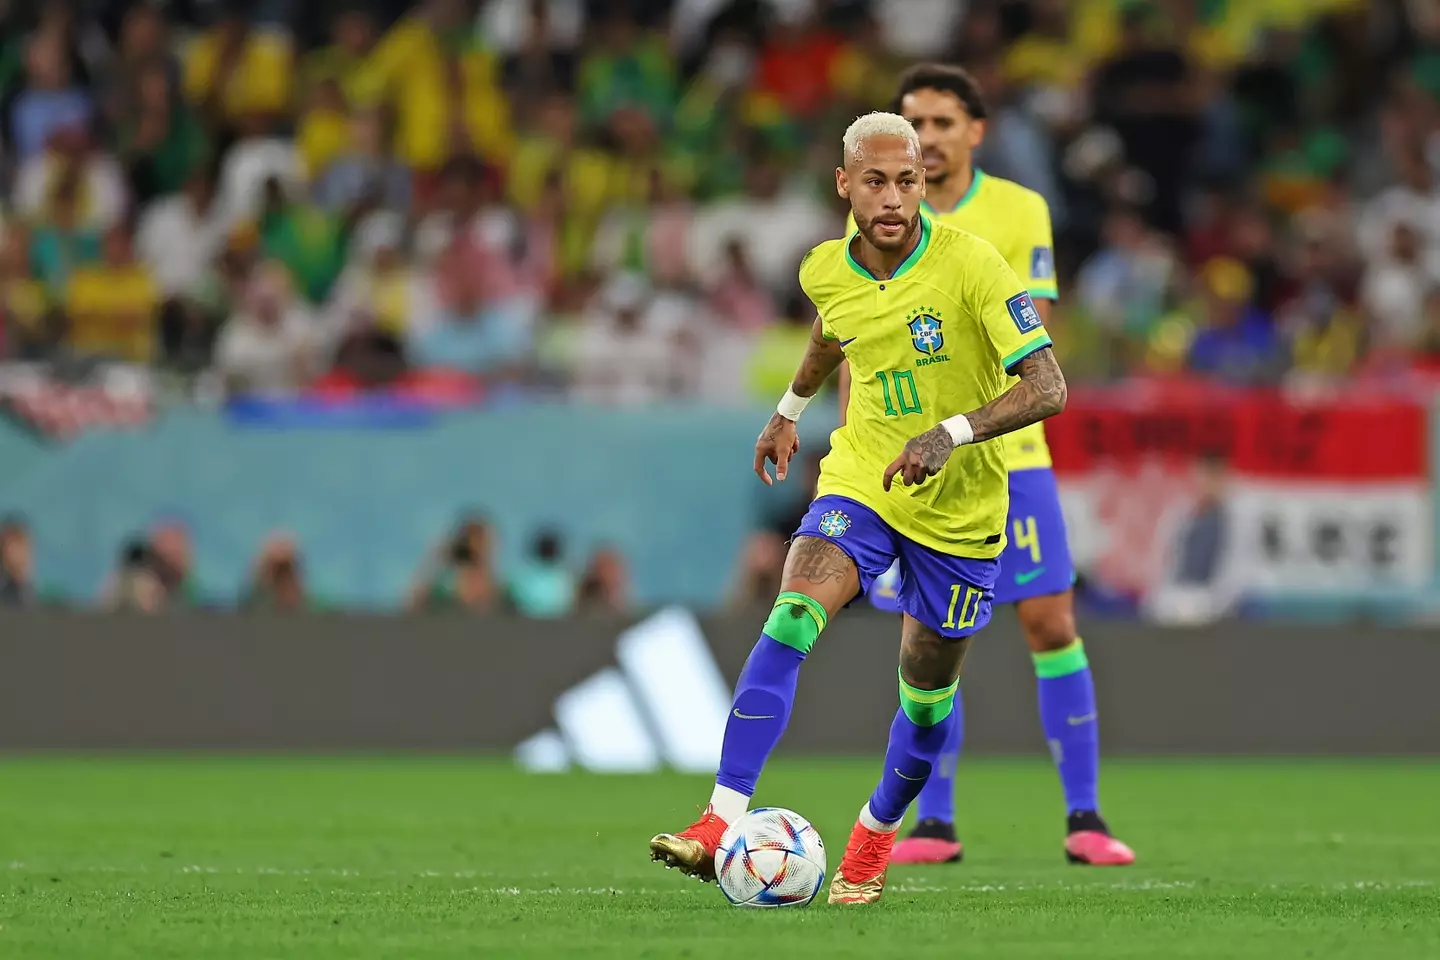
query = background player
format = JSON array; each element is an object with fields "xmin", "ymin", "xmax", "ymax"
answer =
[
  {"xmin": 839, "ymin": 65, "xmax": 1135, "ymax": 868},
  {"xmin": 649, "ymin": 112, "xmax": 1067, "ymax": 905}
]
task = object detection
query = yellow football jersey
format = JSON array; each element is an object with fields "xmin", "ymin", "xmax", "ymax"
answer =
[
  {"xmin": 802, "ymin": 215, "xmax": 1053, "ymax": 558},
  {"xmin": 845, "ymin": 169, "xmax": 1058, "ymax": 471}
]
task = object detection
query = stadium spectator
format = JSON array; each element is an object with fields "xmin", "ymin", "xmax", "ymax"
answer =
[
  {"xmin": 136, "ymin": 165, "xmax": 230, "ymax": 361},
  {"xmin": 254, "ymin": 177, "xmax": 349, "ymax": 305},
  {"xmin": 494, "ymin": 0, "xmax": 581, "ymax": 110},
  {"xmin": 241, "ymin": 532, "xmax": 310, "ymax": 612},
  {"xmin": 1361, "ymin": 220, "xmax": 1433, "ymax": 356},
  {"xmin": 365, "ymin": 0, "xmax": 514, "ymax": 184},
  {"xmin": 9, "ymin": 29, "xmax": 93, "ymax": 164},
  {"xmin": 0, "ymin": 515, "xmax": 35, "ymax": 607},
  {"xmin": 506, "ymin": 528, "xmax": 576, "ymax": 619},
  {"xmin": 328, "ymin": 212, "xmax": 429, "ymax": 341},
  {"xmin": 755, "ymin": 3, "xmax": 841, "ymax": 120},
  {"xmin": 103, "ymin": 536, "xmax": 165, "ymax": 613},
  {"xmin": 571, "ymin": 272, "xmax": 693, "ymax": 405},
  {"xmin": 1278, "ymin": 212, "xmax": 1365, "ymax": 380},
  {"xmin": 14, "ymin": 125, "xmax": 127, "ymax": 235},
  {"xmin": 406, "ymin": 235, "xmax": 538, "ymax": 377},
  {"xmin": 182, "ymin": 3, "xmax": 294, "ymax": 135},
  {"xmin": 0, "ymin": 225, "xmax": 51, "ymax": 359},
  {"xmin": 407, "ymin": 515, "xmax": 498, "ymax": 612},
  {"xmin": 299, "ymin": 7, "xmax": 378, "ymax": 108},
  {"xmin": 688, "ymin": 148, "xmax": 830, "ymax": 294},
  {"xmin": 1074, "ymin": 207, "xmax": 1176, "ymax": 371},
  {"xmin": 591, "ymin": 167, "xmax": 695, "ymax": 287},
  {"xmin": 1089, "ymin": 3, "xmax": 1201, "ymax": 233},
  {"xmin": 576, "ymin": 545, "xmax": 630, "ymax": 615},
  {"xmin": 63, "ymin": 225, "xmax": 161, "ymax": 364},
  {"xmin": 707, "ymin": 236, "xmax": 776, "ymax": 332},
  {"xmin": 149, "ymin": 516, "xmax": 199, "ymax": 607},
  {"xmin": 312, "ymin": 106, "xmax": 412, "ymax": 214},
  {"xmin": 112, "ymin": 38, "xmax": 206, "ymax": 205},
  {"xmin": 575, "ymin": 6, "xmax": 675, "ymax": 132},
  {"xmin": 214, "ymin": 261, "xmax": 317, "ymax": 396},
  {"xmin": 1186, "ymin": 257, "xmax": 1284, "ymax": 384},
  {"xmin": 101, "ymin": 517, "xmax": 197, "ymax": 612}
]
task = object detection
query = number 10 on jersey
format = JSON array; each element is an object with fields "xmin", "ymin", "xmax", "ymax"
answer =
[{"xmin": 876, "ymin": 370, "xmax": 923, "ymax": 417}]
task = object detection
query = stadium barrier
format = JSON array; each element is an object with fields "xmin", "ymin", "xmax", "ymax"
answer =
[{"xmin": 2, "ymin": 609, "xmax": 1437, "ymax": 755}]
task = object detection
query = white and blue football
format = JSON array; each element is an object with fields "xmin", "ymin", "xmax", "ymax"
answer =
[{"xmin": 715, "ymin": 807, "xmax": 826, "ymax": 908}]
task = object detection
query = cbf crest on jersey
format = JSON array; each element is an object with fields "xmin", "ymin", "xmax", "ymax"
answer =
[
  {"xmin": 906, "ymin": 307, "xmax": 944, "ymax": 356},
  {"xmin": 818, "ymin": 510, "xmax": 850, "ymax": 538}
]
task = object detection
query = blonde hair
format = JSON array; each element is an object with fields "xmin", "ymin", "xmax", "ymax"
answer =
[{"xmin": 842, "ymin": 112, "xmax": 921, "ymax": 165}]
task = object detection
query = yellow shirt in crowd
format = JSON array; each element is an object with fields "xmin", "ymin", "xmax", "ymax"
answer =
[
  {"xmin": 183, "ymin": 28, "xmax": 295, "ymax": 119},
  {"xmin": 65, "ymin": 266, "xmax": 160, "ymax": 364}
]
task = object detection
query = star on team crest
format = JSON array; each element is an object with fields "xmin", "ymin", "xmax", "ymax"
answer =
[
  {"xmin": 907, "ymin": 307, "xmax": 944, "ymax": 356},
  {"xmin": 818, "ymin": 510, "xmax": 850, "ymax": 538}
]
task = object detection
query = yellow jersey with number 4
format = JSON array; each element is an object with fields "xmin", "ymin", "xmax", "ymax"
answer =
[
  {"xmin": 801, "ymin": 215, "xmax": 1053, "ymax": 558},
  {"xmin": 845, "ymin": 169, "xmax": 1058, "ymax": 471}
]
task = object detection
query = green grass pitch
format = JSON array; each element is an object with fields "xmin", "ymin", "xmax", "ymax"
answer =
[{"xmin": 1, "ymin": 757, "xmax": 1437, "ymax": 958}]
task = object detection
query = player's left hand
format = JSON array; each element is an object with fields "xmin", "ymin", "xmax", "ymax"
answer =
[{"xmin": 883, "ymin": 425, "xmax": 956, "ymax": 491}]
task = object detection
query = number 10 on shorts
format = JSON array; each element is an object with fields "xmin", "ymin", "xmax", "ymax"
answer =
[{"xmin": 943, "ymin": 584, "xmax": 983, "ymax": 629}]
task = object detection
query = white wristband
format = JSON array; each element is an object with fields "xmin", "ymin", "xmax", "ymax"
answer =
[
  {"xmin": 940, "ymin": 413, "xmax": 975, "ymax": 447},
  {"xmin": 776, "ymin": 387, "xmax": 812, "ymax": 422}
]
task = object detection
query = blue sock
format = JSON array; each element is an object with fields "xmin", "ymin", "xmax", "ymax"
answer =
[
  {"xmin": 866, "ymin": 674, "xmax": 958, "ymax": 824},
  {"xmin": 714, "ymin": 593, "xmax": 824, "ymax": 796},
  {"xmin": 912, "ymin": 685, "xmax": 964, "ymax": 823},
  {"xmin": 1035, "ymin": 640, "xmax": 1100, "ymax": 814}
]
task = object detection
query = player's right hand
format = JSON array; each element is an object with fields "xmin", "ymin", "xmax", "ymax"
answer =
[{"xmin": 754, "ymin": 413, "xmax": 801, "ymax": 486}]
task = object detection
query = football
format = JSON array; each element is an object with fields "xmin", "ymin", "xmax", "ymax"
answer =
[{"xmin": 715, "ymin": 807, "xmax": 827, "ymax": 907}]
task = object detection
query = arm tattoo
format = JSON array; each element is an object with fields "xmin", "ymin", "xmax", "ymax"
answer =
[
  {"xmin": 902, "ymin": 425, "xmax": 955, "ymax": 474},
  {"xmin": 964, "ymin": 347, "xmax": 1067, "ymax": 444},
  {"xmin": 790, "ymin": 317, "xmax": 846, "ymax": 397},
  {"xmin": 783, "ymin": 536, "xmax": 855, "ymax": 587}
]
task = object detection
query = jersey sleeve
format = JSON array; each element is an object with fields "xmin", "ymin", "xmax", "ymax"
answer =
[
  {"xmin": 797, "ymin": 243, "xmax": 839, "ymax": 340},
  {"xmin": 972, "ymin": 246, "xmax": 1054, "ymax": 374},
  {"xmin": 1012, "ymin": 194, "xmax": 1059, "ymax": 301}
]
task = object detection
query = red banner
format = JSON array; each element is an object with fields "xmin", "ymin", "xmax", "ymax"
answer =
[
  {"xmin": 1047, "ymin": 383, "xmax": 1433, "ymax": 614},
  {"xmin": 1048, "ymin": 385, "xmax": 1429, "ymax": 480}
]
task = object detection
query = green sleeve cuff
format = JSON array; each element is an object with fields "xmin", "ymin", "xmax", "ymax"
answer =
[
  {"xmin": 1002, "ymin": 333, "xmax": 1053, "ymax": 374},
  {"xmin": 1029, "ymin": 285, "xmax": 1059, "ymax": 301}
]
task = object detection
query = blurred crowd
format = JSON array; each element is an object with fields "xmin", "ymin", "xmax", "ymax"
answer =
[
  {"xmin": 0, "ymin": 509, "xmax": 632, "ymax": 613},
  {"xmin": 0, "ymin": 0, "xmax": 1437, "ymax": 405},
  {"xmin": 5, "ymin": 0, "xmax": 1440, "ymax": 613}
]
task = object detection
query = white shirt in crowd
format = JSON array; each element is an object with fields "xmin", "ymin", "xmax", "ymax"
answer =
[
  {"xmin": 1357, "ymin": 183, "xmax": 1440, "ymax": 279},
  {"xmin": 135, "ymin": 194, "xmax": 231, "ymax": 299},
  {"xmin": 478, "ymin": 0, "xmax": 584, "ymax": 51},
  {"xmin": 215, "ymin": 305, "xmax": 317, "ymax": 397},
  {"xmin": 13, "ymin": 152, "xmax": 127, "ymax": 232},
  {"xmin": 688, "ymin": 190, "xmax": 831, "ymax": 293},
  {"xmin": 874, "ymin": 0, "xmax": 968, "ymax": 58},
  {"xmin": 217, "ymin": 137, "xmax": 303, "ymax": 222},
  {"xmin": 1361, "ymin": 259, "xmax": 1434, "ymax": 349},
  {"xmin": 571, "ymin": 276, "xmax": 696, "ymax": 406}
]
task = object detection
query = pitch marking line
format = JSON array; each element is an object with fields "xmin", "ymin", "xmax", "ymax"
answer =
[{"xmin": 5, "ymin": 863, "xmax": 1433, "ymax": 895}]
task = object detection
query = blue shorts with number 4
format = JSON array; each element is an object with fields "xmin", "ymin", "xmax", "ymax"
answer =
[
  {"xmin": 869, "ymin": 467, "xmax": 1075, "ymax": 613},
  {"xmin": 795, "ymin": 495, "xmax": 1000, "ymax": 638}
]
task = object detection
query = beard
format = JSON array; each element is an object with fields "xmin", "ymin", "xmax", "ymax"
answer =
[{"xmin": 856, "ymin": 209, "xmax": 923, "ymax": 253}]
